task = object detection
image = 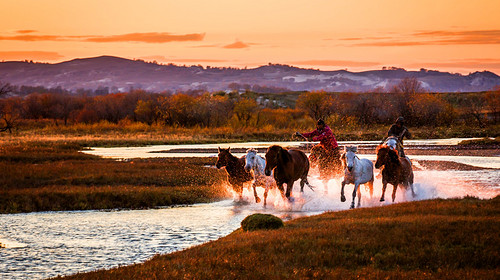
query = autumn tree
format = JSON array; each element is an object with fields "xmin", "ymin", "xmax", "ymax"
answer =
[
  {"xmin": 485, "ymin": 86, "xmax": 500, "ymax": 124},
  {"xmin": 233, "ymin": 98, "xmax": 258, "ymax": 127},
  {"xmin": 296, "ymin": 91, "xmax": 333, "ymax": 121},
  {"xmin": 0, "ymin": 82, "xmax": 19, "ymax": 133},
  {"xmin": 393, "ymin": 77, "xmax": 425, "ymax": 124}
]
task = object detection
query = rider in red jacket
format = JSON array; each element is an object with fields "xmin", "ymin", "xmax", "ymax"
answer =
[{"xmin": 298, "ymin": 119, "xmax": 339, "ymax": 151}]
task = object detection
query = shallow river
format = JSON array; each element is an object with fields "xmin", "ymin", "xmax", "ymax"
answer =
[{"xmin": 1, "ymin": 139, "xmax": 499, "ymax": 280}]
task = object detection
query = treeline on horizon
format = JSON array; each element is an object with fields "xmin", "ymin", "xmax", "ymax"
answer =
[{"xmin": 0, "ymin": 78, "xmax": 499, "ymax": 133}]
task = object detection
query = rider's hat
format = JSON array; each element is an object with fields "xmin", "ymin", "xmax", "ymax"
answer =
[
  {"xmin": 396, "ymin": 117, "xmax": 404, "ymax": 124},
  {"xmin": 317, "ymin": 119, "xmax": 325, "ymax": 126}
]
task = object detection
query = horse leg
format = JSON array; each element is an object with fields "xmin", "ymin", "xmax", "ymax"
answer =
[
  {"xmin": 351, "ymin": 183, "xmax": 359, "ymax": 209},
  {"xmin": 392, "ymin": 184, "xmax": 398, "ymax": 202},
  {"xmin": 356, "ymin": 184, "xmax": 362, "ymax": 208},
  {"xmin": 340, "ymin": 180, "xmax": 346, "ymax": 202},
  {"xmin": 286, "ymin": 180, "xmax": 294, "ymax": 201},
  {"xmin": 252, "ymin": 182, "xmax": 261, "ymax": 203},
  {"xmin": 367, "ymin": 178, "xmax": 374, "ymax": 199},
  {"xmin": 380, "ymin": 181, "xmax": 387, "ymax": 202},
  {"xmin": 277, "ymin": 182, "xmax": 286, "ymax": 201},
  {"xmin": 409, "ymin": 173, "xmax": 416, "ymax": 198},
  {"xmin": 263, "ymin": 183, "xmax": 270, "ymax": 207}
]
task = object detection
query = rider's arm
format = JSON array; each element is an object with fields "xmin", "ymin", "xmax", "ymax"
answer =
[
  {"xmin": 404, "ymin": 127, "xmax": 411, "ymax": 139},
  {"xmin": 301, "ymin": 129, "xmax": 319, "ymax": 139}
]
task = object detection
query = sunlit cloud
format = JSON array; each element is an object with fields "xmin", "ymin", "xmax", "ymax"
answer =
[
  {"xmin": 223, "ymin": 41, "xmax": 250, "ymax": 49},
  {"xmin": 0, "ymin": 51, "xmax": 64, "ymax": 61},
  {"xmin": 291, "ymin": 59, "xmax": 381, "ymax": 67},
  {"xmin": 15, "ymin": 30, "xmax": 38, "ymax": 34},
  {"xmin": 352, "ymin": 29, "xmax": 500, "ymax": 46},
  {"xmin": 0, "ymin": 32, "xmax": 205, "ymax": 43},
  {"xmin": 0, "ymin": 34, "xmax": 63, "ymax": 41},
  {"xmin": 86, "ymin": 32, "xmax": 205, "ymax": 43}
]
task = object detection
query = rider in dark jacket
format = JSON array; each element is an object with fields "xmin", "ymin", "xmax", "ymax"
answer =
[{"xmin": 387, "ymin": 117, "xmax": 411, "ymax": 144}]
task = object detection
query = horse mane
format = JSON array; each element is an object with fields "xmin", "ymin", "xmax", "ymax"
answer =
[
  {"xmin": 246, "ymin": 148, "xmax": 258, "ymax": 154},
  {"xmin": 377, "ymin": 145, "xmax": 401, "ymax": 166},
  {"xmin": 376, "ymin": 144, "xmax": 399, "ymax": 157},
  {"xmin": 345, "ymin": 145, "xmax": 358, "ymax": 153}
]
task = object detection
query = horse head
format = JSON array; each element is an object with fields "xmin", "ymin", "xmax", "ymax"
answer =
[
  {"xmin": 344, "ymin": 145, "xmax": 358, "ymax": 172},
  {"xmin": 244, "ymin": 148, "xmax": 258, "ymax": 172},
  {"xmin": 216, "ymin": 147, "xmax": 232, "ymax": 169},
  {"xmin": 375, "ymin": 145, "xmax": 399, "ymax": 169},
  {"xmin": 265, "ymin": 145, "xmax": 291, "ymax": 176}
]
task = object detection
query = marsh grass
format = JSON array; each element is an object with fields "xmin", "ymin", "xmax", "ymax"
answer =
[
  {"xmin": 53, "ymin": 197, "xmax": 500, "ymax": 280},
  {"xmin": 0, "ymin": 142, "xmax": 229, "ymax": 213}
]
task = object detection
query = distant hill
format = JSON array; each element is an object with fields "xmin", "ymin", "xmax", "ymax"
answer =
[{"xmin": 1, "ymin": 56, "xmax": 499, "ymax": 93}]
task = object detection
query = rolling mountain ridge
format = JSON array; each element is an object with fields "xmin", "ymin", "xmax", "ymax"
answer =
[{"xmin": 1, "ymin": 56, "xmax": 499, "ymax": 93}]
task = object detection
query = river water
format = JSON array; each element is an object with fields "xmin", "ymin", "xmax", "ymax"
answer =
[{"xmin": 1, "ymin": 139, "xmax": 499, "ymax": 280}]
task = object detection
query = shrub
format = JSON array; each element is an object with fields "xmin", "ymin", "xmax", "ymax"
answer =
[{"xmin": 241, "ymin": 213, "xmax": 284, "ymax": 231}]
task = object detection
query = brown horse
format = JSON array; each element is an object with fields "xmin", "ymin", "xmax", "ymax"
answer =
[
  {"xmin": 216, "ymin": 147, "xmax": 253, "ymax": 200},
  {"xmin": 264, "ymin": 145, "xmax": 313, "ymax": 201},
  {"xmin": 309, "ymin": 145, "xmax": 343, "ymax": 193},
  {"xmin": 375, "ymin": 145, "xmax": 416, "ymax": 202}
]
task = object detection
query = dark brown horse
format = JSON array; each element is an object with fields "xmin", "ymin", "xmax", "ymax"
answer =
[
  {"xmin": 309, "ymin": 145, "xmax": 343, "ymax": 193},
  {"xmin": 264, "ymin": 145, "xmax": 312, "ymax": 201},
  {"xmin": 375, "ymin": 145, "xmax": 416, "ymax": 202},
  {"xmin": 216, "ymin": 147, "xmax": 253, "ymax": 200}
]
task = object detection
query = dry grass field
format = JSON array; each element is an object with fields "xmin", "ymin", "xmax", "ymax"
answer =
[{"xmin": 52, "ymin": 196, "xmax": 500, "ymax": 280}]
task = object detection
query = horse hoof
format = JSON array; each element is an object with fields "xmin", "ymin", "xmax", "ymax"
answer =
[
  {"xmin": 256, "ymin": 197, "xmax": 261, "ymax": 203},
  {"xmin": 288, "ymin": 197, "xmax": 295, "ymax": 203},
  {"xmin": 380, "ymin": 198, "xmax": 385, "ymax": 202},
  {"xmin": 341, "ymin": 196, "xmax": 346, "ymax": 202},
  {"xmin": 350, "ymin": 204, "xmax": 355, "ymax": 209}
]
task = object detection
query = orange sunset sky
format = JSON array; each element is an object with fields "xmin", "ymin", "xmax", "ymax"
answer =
[{"xmin": 1, "ymin": 0, "xmax": 499, "ymax": 74}]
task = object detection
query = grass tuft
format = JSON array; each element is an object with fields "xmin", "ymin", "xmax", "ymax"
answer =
[{"xmin": 241, "ymin": 214, "xmax": 284, "ymax": 231}]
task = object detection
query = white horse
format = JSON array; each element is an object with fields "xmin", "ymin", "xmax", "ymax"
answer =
[
  {"xmin": 244, "ymin": 148, "xmax": 276, "ymax": 207},
  {"xmin": 340, "ymin": 146, "xmax": 374, "ymax": 209}
]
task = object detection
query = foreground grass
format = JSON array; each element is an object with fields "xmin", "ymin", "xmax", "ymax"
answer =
[
  {"xmin": 54, "ymin": 197, "xmax": 500, "ymax": 280},
  {"xmin": 0, "ymin": 142, "xmax": 229, "ymax": 213}
]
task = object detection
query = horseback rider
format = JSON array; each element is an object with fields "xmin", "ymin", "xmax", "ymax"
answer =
[
  {"xmin": 387, "ymin": 116, "xmax": 411, "ymax": 144},
  {"xmin": 295, "ymin": 119, "xmax": 340, "ymax": 164},
  {"xmin": 383, "ymin": 116, "xmax": 411, "ymax": 157}
]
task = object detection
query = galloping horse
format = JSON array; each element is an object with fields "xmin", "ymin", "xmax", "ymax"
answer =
[
  {"xmin": 309, "ymin": 145, "xmax": 343, "ymax": 193},
  {"xmin": 375, "ymin": 145, "xmax": 416, "ymax": 202},
  {"xmin": 216, "ymin": 147, "xmax": 253, "ymax": 201},
  {"xmin": 244, "ymin": 148, "xmax": 276, "ymax": 207},
  {"xmin": 340, "ymin": 146, "xmax": 374, "ymax": 209},
  {"xmin": 264, "ymin": 145, "xmax": 313, "ymax": 201}
]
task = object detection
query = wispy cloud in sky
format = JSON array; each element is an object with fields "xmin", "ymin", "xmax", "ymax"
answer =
[
  {"xmin": 86, "ymin": 32, "xmax": 205, "ymax": 43},
  {"xmin": 350, "ymin": 29, "xmax": 500, "ymax": 47},
  {"xmin": 0, "ymin": 32, "xmax": 205, "ymax": 43},
  {"xmin": 223, "ymin": 41, "xmax": 250, "ymax": 49},
  {"xmin": 15, "ymin": 30, "xmax": 38, "ymax": 34}
]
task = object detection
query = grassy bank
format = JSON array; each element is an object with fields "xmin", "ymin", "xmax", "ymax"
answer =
[
  {"xmin": 0, "ymin": 142, "xmax": 229, "ymax": 213},
  {"xmin": 2, "ymin": 121, "xmax": 499, "ymax": 147},
  {"xmin": 53, "ymin": 196, "xmax": 500, "ymax": 280}
]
